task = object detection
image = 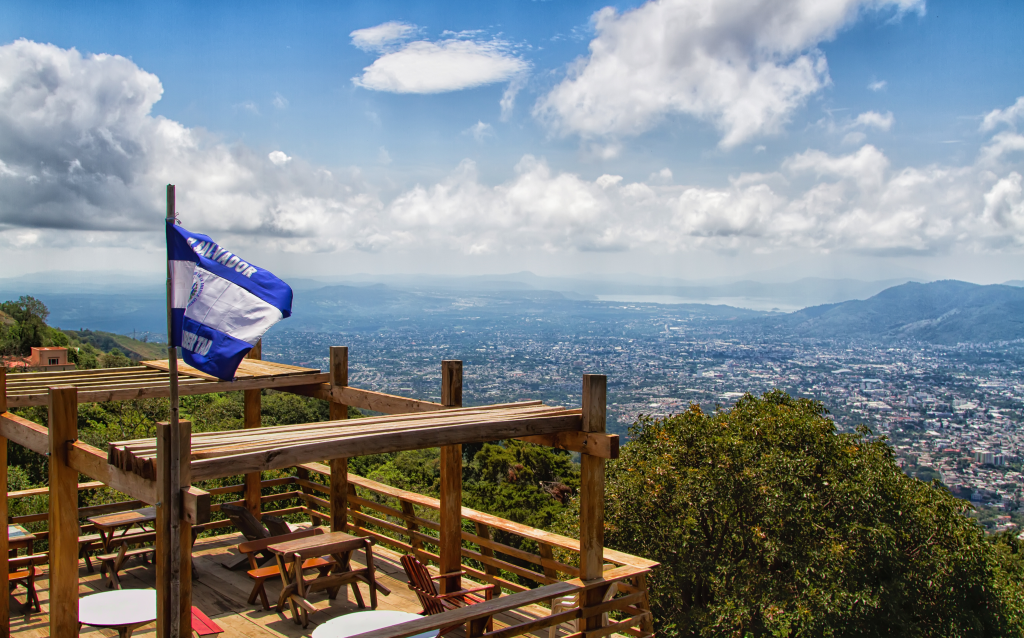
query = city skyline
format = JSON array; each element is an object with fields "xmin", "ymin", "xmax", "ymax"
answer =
[{"xmin": 1, "ymin": 0, "xmax": 1023, "ymax": 283}]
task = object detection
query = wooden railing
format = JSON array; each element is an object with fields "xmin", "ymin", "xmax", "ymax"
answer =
[{"xmin": 7, "ymin": 469, "xmax": 656, "ymax": 638}]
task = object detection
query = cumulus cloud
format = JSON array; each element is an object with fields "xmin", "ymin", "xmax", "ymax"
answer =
[
  {"xmin": 268, "ymin": 151, "xmax": 292, "ymax": 166},
  {"xmin": 534, "ymin": 0, "xmax": 922, "ymax": 149},
  {"xmin": 981, "ymin": 96, "xmax": 1024, "ymax": 132},
  {"xmin": 868, "ymin": 79, "xmax": 887, "ymax": 91},
  {"xmin": 464, "ymin": 121, "xmax": 495, "ymax": 143},
  {"xmin": 350, "ymin": 21, "xmax": 419, "ymax": 52},
  {"xmin": 0, "ymin": 40, "xmax": 381, "ymax": 252},
  {"xmin": 351, "ymin": 25, "xmax": 529, "ymax": 95},
  {"xmin": 272, "ymin": 93, "xmax": 289, "ymax": 110},
  {"xmin": 852, "ymin": 110, "xmax": 895, "ymax": 131},
  {"xmin": 3, "ymin": 39, "xmax": 1024, "ymax": 264}
]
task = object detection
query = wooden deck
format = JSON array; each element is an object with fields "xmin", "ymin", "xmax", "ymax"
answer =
[{"xmin": 8, "ymin": 528, "xmax": 554, "ymax": 638}]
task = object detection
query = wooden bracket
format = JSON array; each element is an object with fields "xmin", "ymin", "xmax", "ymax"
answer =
[{"xmin": 517, "ymin": 432, "xmax": 619, "ymax": 458}]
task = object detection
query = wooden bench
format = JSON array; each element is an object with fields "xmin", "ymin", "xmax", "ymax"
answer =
[
  {"xmin": 97, "ymin": 531, "xmax": 157, "ymax": 589},
  {"xmin": 238, "ymin": 528, "xmax": 333, "ymax": 610},
  {"xmin": 9, "ymin": 554, "xmax": 48, "ymax": 617},
  {"xmin": 191, "ymin": 606, "xmax": 224, "ymax": 636}
]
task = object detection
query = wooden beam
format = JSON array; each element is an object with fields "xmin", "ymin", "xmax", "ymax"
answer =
[
  {"xmin": 156, "ymin": 420, "xmax": 187, "ymax": 638},
  {"xmin": 579, "ymin": 374, "xmax": 608, "ymax": 632},
  {"xmin": 329, "ymin": 346, "xmax": 350, "ymax": 532},
  {"xmin": 0, "ymin": 367, "xmax": 8, "ymax": 633},
  {"xmin": 333, "ymin": 385, "xmax": 443, "ymax": 414},
  {"xmin": 191, "ymin": 412, "xmax": 581, "ymax": 481},
  {"xmin": 179, "ymin": 419, "xmax": 193, "ymax": 637},
  {"xmin": 48, "ymin": 386, "xmax": 79, "ymax": 638},
  {"xmin": 516, "ymin": 431, "xmax": 619, "ymax": 459},
  {"xmin": 4, "ymin": 371, "xmax": 330, "ymax": 408},
  {"xmin": 0, "ymin": 411, "xmax": 49, "ymax": 455},
  {"xmin": 68, "ymin": 441, "xmax": 157, "ymax": 503},
  {"xmin": 244, "ymin": 342, "xmax": 263, "ymax": 520},
  {"xmin": 440, "ymin": 360, "xmax": 463, "ymax": 594}
]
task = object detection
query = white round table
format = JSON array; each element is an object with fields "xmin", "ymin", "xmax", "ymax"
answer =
[
  {"xmin": 79, "ymin": 589, "xmax": 157, "ymax": 638},
  {"xmin": 312, "ymin": 610, "xmax": 440, "ymax": 638}
]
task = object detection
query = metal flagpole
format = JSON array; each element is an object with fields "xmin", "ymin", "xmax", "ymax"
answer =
[{"xmin": 164, "ymin": 184, "xmax": 181, "ymax": 637}]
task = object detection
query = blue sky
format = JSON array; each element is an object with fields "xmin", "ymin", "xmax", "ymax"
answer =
[{"xmin": 1, "ymin": 0, "xmax": 1022, "ymax": 283}]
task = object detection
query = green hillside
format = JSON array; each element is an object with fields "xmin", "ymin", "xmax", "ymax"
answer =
[{"xmin": 62, "ymin": 329, "xmax": 164, "ymax": 361}]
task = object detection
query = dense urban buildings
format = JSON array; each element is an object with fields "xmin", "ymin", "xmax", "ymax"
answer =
[{"xmin": 259, "ymin": 300, "xmax": 1024, "ymax": 532}]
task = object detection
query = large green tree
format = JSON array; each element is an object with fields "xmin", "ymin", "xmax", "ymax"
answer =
[{"xmin": 580, "ymin": 391, "xmax": 1024, "ymax": 637}]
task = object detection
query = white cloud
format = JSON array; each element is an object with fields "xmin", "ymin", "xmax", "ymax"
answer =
[
  {"xmin": 0, "ymin": 40, "xmax": 381, "ymax": 251},
  {"xmin": 842, "ymin": 131, "xmax": 867, "ymax": 145},
  {"xmin": 272, "ymin": 93, "xmax": 289, "ymax": 109},
  {"xmin": 352, "ymin": 37, "xmax": 529, "ymax": 94},
  {"xmin": 378, "ymin": 146, "xmax": 392, "ymax": 165},
  {"xmin": 3, "ymin": 40, "xmax": 1024, "ymax": 266},
  {"xmin": 981, "ymin": 96, "xmax": 1024, "ymax": 132},
  {"xmin": 464, "ymin": 121, "xmax": 495, "ymax": 143},
  {"xmin": 268, "ymin": 151, "xmax": 292, "ymax": 166},
  {"xmin": 500, "ymin": 73, "xmax": 528, "ymax": 121},
  {"xmin": 534, "ymin": 0, "xmax": 922, "ymax": 149},
  {"xmin": 852, "ymin": 110, "xmax": 894, "ymax": 131},
  {"xmin": 868, "ymin": 80, "xmax": 887, "ymax": 91},
  {"xmin": 237, "ymin": 101, "xmax": 260, "ymax": 115},
  {"xmin": 350, "ymin": 21, "xmax": 419, "ymax": 52}
]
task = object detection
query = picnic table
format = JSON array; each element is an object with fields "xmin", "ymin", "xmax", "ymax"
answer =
[
  {"xmin": 88, "ymin": 507, "xmax": 156, "ymax": 552},
  {"xmin": 8, "ymin": 524, "xmax": 36, "ymax": 556},
  {"xmin": 312, "ymin": 610, "xmax": 439, "ymax": 638},
  {"xmin": 78, "ymin": 589, "xmax": 157, "ymax": 638},
  {"xmin": 268, "ymin": 530, "xmax": 392, "ymax": 627}
]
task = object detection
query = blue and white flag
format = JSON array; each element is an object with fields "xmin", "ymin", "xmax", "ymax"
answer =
[{"xmin": 167, "ymin": 222, "xmax": 292, "ymax": 380}]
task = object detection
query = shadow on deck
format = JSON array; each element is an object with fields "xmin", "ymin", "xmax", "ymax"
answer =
[{"xmin": 9, "ymin": 531, "xmax": 553, "ymax": 638}]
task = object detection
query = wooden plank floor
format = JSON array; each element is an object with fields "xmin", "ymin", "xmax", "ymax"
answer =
[{"xmin": 8, "ymin": 529, "xmax": 558, "ymax": 638}]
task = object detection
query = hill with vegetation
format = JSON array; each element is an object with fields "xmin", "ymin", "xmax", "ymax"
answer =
[{"xmin": 753, "ymin": 280, "xmax": 1024, "ymax": 344}]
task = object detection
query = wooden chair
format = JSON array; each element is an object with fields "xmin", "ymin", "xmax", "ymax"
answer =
[
  {"xmin": 400, "ymin": 554, "xmax": 496, "ymax": 635},
  {"xmin": 237, "ymin": 528, "xmax": 333, "ymax": 610},
  {"xmin": 8, "ymin": 554, "xmax": 47, "ymax": 616},
  {"xmin": 221, "ymin": 503, "xmax": 276, "ymax": 570},
  {"xmin": 262, "ymin": 514, "xmax": 297, "ymax": 536}
]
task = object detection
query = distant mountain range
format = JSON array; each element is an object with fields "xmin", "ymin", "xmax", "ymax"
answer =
[
  {"xmin": 1, "ymin": 272, "xmax": 1021, "ymax": 345},
  {"xmin": 753, "ymin": 280, "xmax": 1024, "ymax": 344}
]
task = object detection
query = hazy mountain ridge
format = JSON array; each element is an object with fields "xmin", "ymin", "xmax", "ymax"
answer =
[{"xmin": 753, "ymin": 280, "xmax": 1024, "ymax": 344}]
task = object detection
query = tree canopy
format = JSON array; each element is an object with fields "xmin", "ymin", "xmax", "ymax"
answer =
[{"xmin": 579, "ymin": 390, "xmax": 1024, "ymax": 637}]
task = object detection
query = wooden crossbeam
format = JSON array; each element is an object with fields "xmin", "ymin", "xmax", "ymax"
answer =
[{"xmin": 188, "ymin": 412, "xmax": 581, "ymax": 481}]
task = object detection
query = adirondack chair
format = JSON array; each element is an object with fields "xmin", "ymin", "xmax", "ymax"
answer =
[
  {"xmin": 221, "ymin": 503, "xmax": 276, "ymax": 570},
  {"xmin": 400, "ymin": 554, "xmax": 496, "ymax": 635},
  {"xmin": 262, "ymin": 513, "xmax": 296, "ymax": 536}
]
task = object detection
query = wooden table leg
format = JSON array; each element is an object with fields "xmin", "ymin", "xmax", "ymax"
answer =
[
  {"xmin": 364, "ymin": 542, "xmax": 378, "ymax": 610},
  {"xmin": 294, "ymin": 553, "xmax": 308, "ymax": 627},
  {"xmin": 331, "ymin": 552, "xmax": 365, "ymax": 608}
]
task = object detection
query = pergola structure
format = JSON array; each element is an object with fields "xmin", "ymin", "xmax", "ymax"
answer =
[{"xmin": 0, "ymin": 346, "xmax": 656, "ymax": 638}]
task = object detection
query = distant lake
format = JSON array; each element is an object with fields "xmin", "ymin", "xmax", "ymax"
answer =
[{"xmin": 595, "ymin": 295, "xmax": 803, "ymax": 313}]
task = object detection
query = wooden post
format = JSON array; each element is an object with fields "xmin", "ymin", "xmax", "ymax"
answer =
[
  {"xmin": 579, "ymin": 374, "xmax": 608, "ymax": 631},
  {"xmin": 244, "ymin": 341, "xmax": 262, "ymax": 519},
  {"xmin": 439, "ymin": 360, "xmax": 463, "ymax": 594},
  {"xmin": 403, "ymin": 500, "xmax": 422, "ymax": 552},
  {"xmin": 156, "ymin": 419, "xmax": 183, "ymax": 638},
  {"xmin": 475, "ymin": 523, "xmax": 500, "ymax": 578},
  {"xmin": 329, "ymin": 346, "xmax": 349, "ymax": 532},
  {"xmin": 0, "ymin": 368, "xmax": 8, "ymax": 633},
  {"xmin": 179, "ymin": 419, "xmax": 193, "ymax": 637},
  {"xmin": 48, "ymin": 386, "xmax": 79, "ymax": 638}
]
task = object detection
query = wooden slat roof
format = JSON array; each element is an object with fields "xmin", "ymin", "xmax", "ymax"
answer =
[
  {"xmin": 108, "ymin": 402, "xmax": 583, "ymax": 481},
  {"xmin": 3, "ymin": 360, "xmax": 328, "ymax": 408}
]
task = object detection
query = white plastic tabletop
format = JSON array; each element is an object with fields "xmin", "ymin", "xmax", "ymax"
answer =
[
  {"xmin": 312, "ymin": 610, "xmax": 440, "ymax": 638},
  {"xmin": 79, "ymin": 589, "xmax": 158, "ymax": 627}
]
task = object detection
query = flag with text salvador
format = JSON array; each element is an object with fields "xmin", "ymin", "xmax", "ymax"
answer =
[{"xmin": 167, "ymin": 222, "xmax": 293, "ymax": 380}]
